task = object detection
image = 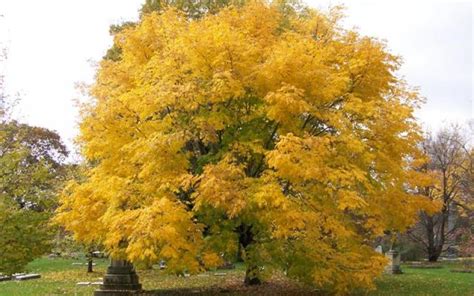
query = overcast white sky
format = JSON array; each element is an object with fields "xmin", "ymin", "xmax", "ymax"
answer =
[{"xmin": 0, "ymin": 0, "xmax": 472, "ymax": 155}]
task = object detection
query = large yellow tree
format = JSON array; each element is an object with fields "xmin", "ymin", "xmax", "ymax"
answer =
[{"xmin": 56, "ymin": 1, "xmax": 438, "ymax": 293}]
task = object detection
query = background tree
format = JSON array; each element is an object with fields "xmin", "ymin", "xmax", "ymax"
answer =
[
  {"xmin": 56, "ymin": 1, "xmax": 437, "ymax": 293},
  {"xmin": 457, "ymin": 142, "xmax": 474, "ymax": 257},
  {"xmin": 0, "ymin": 121, "xmax": 69, "ymax": 274},
  {"xmin": 0, "ymin": 47, "xmax": 69, "ymax": 274},
  {"xmin": 407, "ymin": 126, "xmax": 473, "ymax": 261}
]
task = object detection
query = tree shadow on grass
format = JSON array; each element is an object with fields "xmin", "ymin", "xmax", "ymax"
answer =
[{"xmin": 142, "ymin": 281, "xmax": 322, "ymax": 295}]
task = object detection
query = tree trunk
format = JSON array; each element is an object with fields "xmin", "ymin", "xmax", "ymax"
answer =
[
  {"xmin": 428, "ymin": 244, "xmax": 443, "ymax": 262},
  {"xmin": 426, "ymin": 217, "xmax": 438, "ymax": 262},
  {"xmin": 428, "ymin": 253, "xmax": 439, "ymax": 262},
  {"xmin": 237, "ymin": 224, "xmax": 261, "ymax": 286},
  {"xmin": 244, "ymin": 263, "xmax": 261, "ymax": 286},
  {"xmin": 424, "ymin": 215, "xmax": 444, "ymax": 262},
  {"xmin": 87, "ymin": 257, "xmax": 94, "ymax": 273},
  {"xmin": 236, "ymin": 241, "xmax": 244, "ymax": 263},
  {"xmin": 87, "ymin": 250, "xmax": 94, "ymax": 273}
]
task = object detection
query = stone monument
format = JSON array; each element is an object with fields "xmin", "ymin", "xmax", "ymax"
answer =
[
  {"xmin": 375, "ymin": 245, "xmax": 383, "ymax": 254},
  {"xmin": 94, "ymin": 259, "xmax": 142, "ymax": 296},
  {"xmin": 384, "ymin": 249, "xmax": 403, "ymax": 274}
]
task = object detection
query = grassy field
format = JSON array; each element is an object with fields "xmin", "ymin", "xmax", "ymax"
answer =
[
  {"xmin": 0, "ymin": 258, "xmax": 472, "ymax": 295},
  {"xmin": 372, "ymin": 265, "xmax": 473, "ymax": 296}
]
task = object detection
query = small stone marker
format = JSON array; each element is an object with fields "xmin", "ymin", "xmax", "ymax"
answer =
[
  {"xmin": 92, "ymin": 251, "xmax": 106, "ymax": 258},
  {"xmin": 375, "ymin": 245, "xmax": 383, "ymax": 254},
  {"xmin": 12, "ymin": 273, "xmax": 26, "ymax": 277},
  {"xmin": 15, "ymin": 274, "xmax": 41, "ymax": 281},
  {"xmin": 384, "ymin": 250, "xmax": 402, "ymax": 274},
  {"xmin": 214, "ymin": 272, "xmax": 227, "ymax": 276},
  {"xmin": 159, "ymin": 260, "xmax": 166, "ymax": 270},
  {"xmin": 77, "ymin": 282, "xmax": 91, "ymax": 286},
  {"xmin": 91, "ymin": 281, "xmax": 103, "ymax": 285}
]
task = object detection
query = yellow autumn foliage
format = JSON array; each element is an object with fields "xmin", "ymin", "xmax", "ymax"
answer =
[{"xmin": 55, "ymin": 1, "xmax": 438, "ymax": 293}]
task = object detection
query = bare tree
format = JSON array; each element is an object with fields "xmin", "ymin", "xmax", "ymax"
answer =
[{"xmin": 407, "ymin": 125, "xmax": 473, "ymax": 261}]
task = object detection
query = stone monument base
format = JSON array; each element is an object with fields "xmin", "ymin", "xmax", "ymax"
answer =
[
  {"xmin": 384, "ymin": 250, "xmax": 403, "ymax": 274},
  {"xmin": 94, "ymin": 260, "xmax": 142, "ymax": 296}
]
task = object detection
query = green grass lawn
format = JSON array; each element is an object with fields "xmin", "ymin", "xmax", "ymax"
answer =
[
  {"xmin": 0, "ymin": 258, "xmax": 472, "ymax": 295},
  {"xmin": 370, "ymin": 265, "xmax": 474, "ymax": 296},
  {"xmin": 0, "ymin": 257, "xmax": 109, "ymax": 296}
]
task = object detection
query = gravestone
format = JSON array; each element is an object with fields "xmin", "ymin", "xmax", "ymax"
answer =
[
  {"xmin": 375, "ymin": 245, "xmax": 383, "ymax": 254},
  {"xmin": 94, "ymin": 259, "xmax": 142, "ymax": 296},
  {"xmin": 48, "ymin": 253, "xmax": 60, "ymax": 259},
  {"xmin": 92, "ymin": 251, "xmax": 106, "ymax": 258},
  {"xmin": 15, "ymin": 274, "xmax": 41, "ymax": 281},
  {"xmin": 384, "ymin": 250, "xmax": 403, "ymax": 274},
  {"xmin": 12, "ymin": 273, "xmax": 26, "ymax": 277},
  {"xmin": 445, "ymin": 246, "xmax": 458, "ymax": 259},
  {"xmin": 92, "ymin": 281, "xmax": 104, "ymax": 286},
  {"xmin": 159, "ymin": 260, "xmax": 166, "ymax": 270},
  {"xmin": 77, "ymin": 282, "xmax": 91, "ymax": 286}
]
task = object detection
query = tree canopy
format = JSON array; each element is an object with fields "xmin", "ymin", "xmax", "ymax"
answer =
[
  {"xmin": 140, "ymin": 0, "xmax": 242, "ymax": 19},
  {"xmin": 56, "ymin": 1, "xmax": 438, "ymax": 293},
  {"xmin": 0, "ymin": 121, "xmax": 68, "ymax": 274}
]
